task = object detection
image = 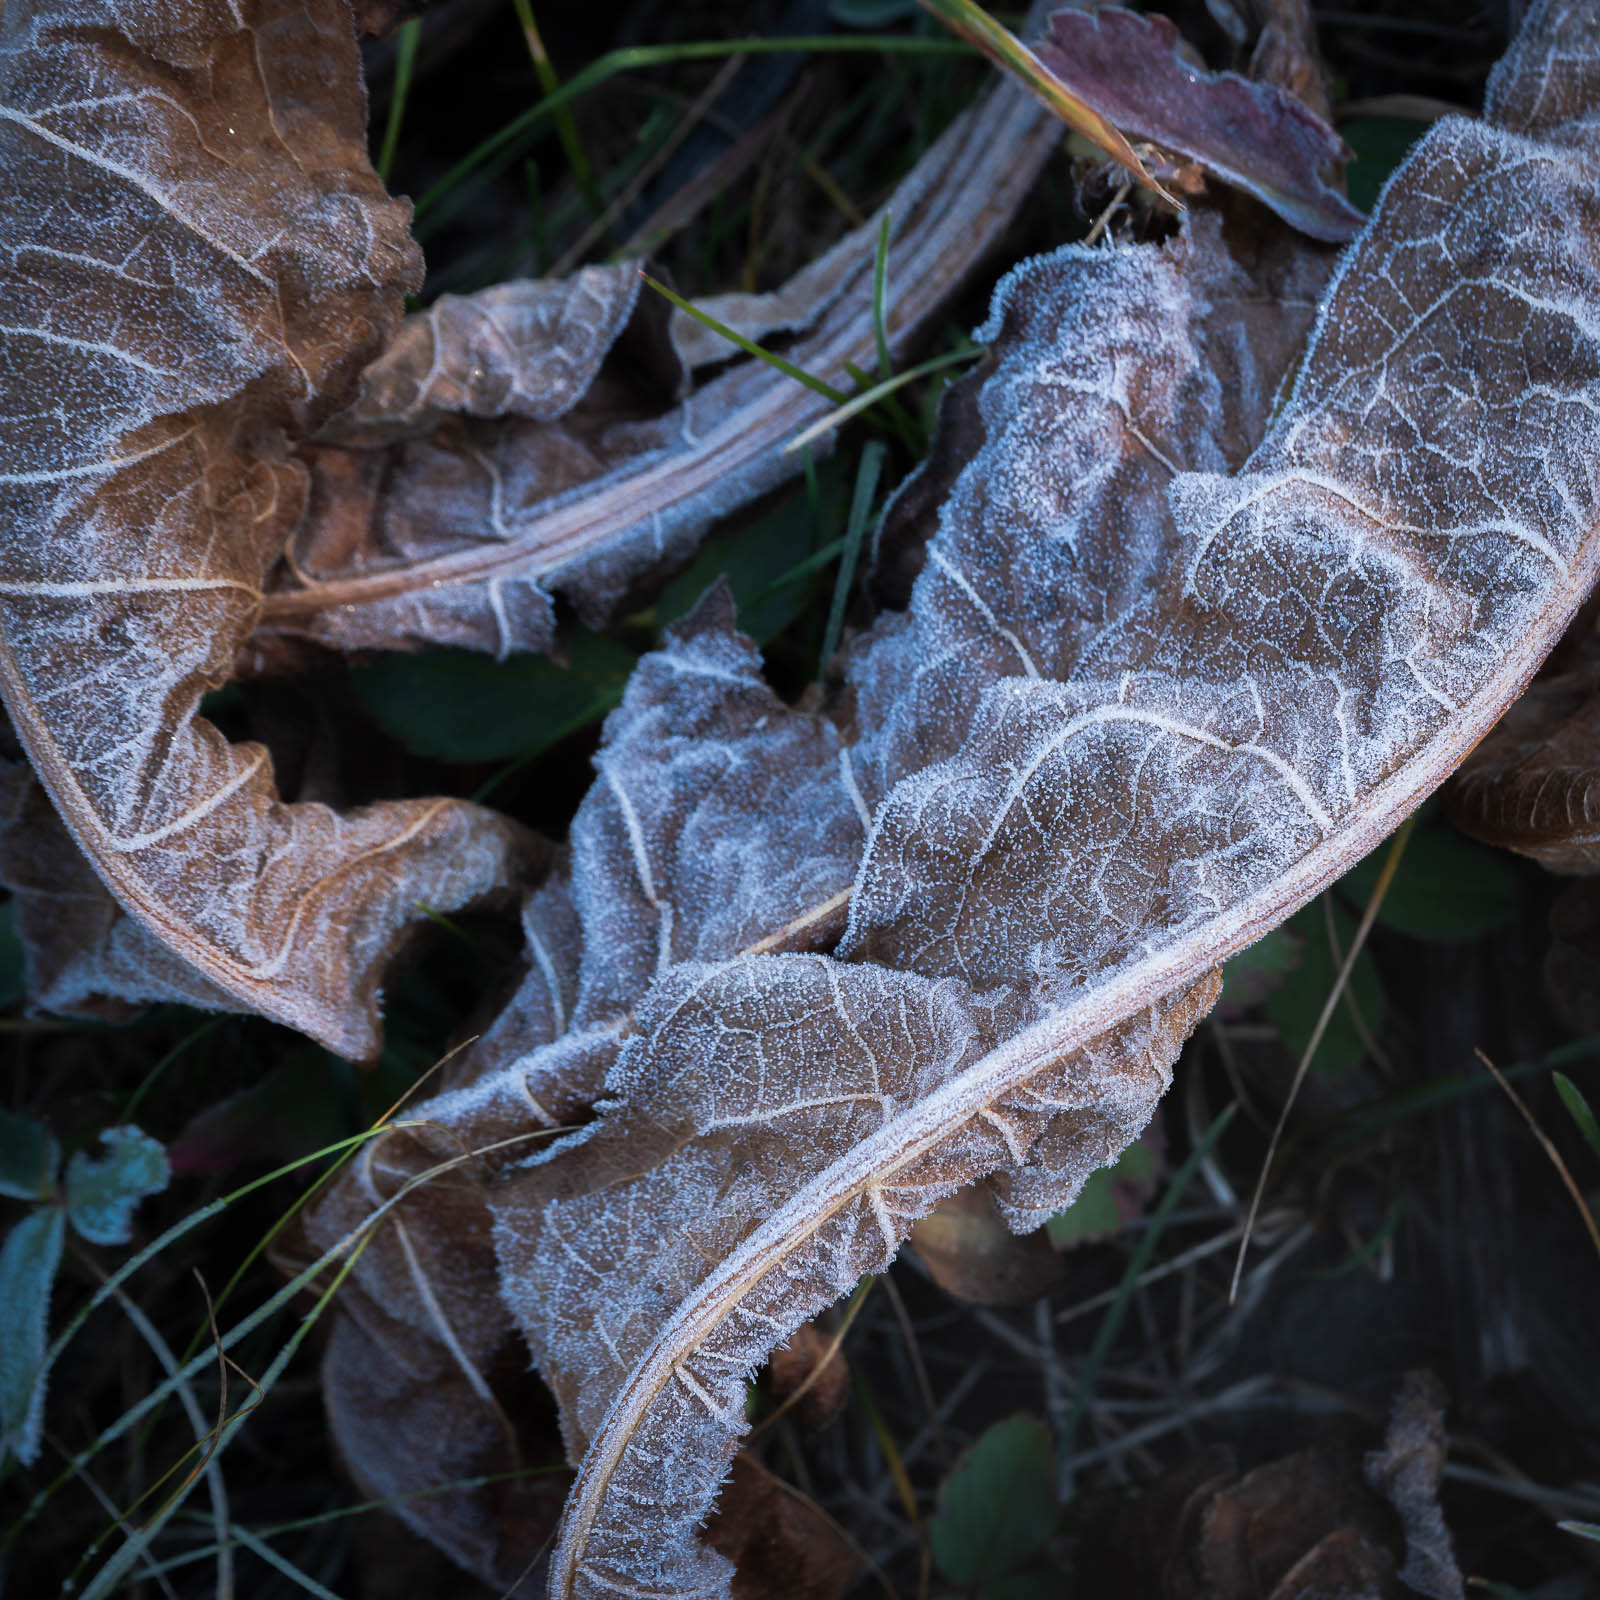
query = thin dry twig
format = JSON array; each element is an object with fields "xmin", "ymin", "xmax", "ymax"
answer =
[
  {"xmin": 1230, "ymin": 814, "xmax": 1419, "ymax": 1301},
  {"xmin": 878, "ymin": 1271, "xmax": 949, "ymax": 1468},
  {"xmin": 1474, "ymin": 1047, "xmax": 1600, "ymax": 1259},
  {"xmin": 549, "ymin": 53, "xmax": 747, "ymax": 277},
  {"xmin": 749, "ymin": 1278, "xmax": 875, "ymax": 1439}
]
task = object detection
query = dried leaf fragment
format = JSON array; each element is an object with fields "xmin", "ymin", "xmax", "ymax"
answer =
[
  {"xmin": 1364, "ymin": 1371, "xmax": 1464, "ymax": 1600},
  {"xmin": 323, "ymin": 266, "xmax": 649, "ymax": 444},
  {"xmin": 763, "ymin": 1320, "xmax": 850, "ymax": 1428},
  {"xmin": 702, "ymin": 1454, "xmax": 858, "ymax": 1600},
  {"xmin": 1074, "ymin": 1438, "xmax": 1410, "ymax": 1597},
  {"xmin": 254, "ymin": 71, "xmax": 1061, "ymax": 659},
  {"xmin": 1034, "ymin": 6, "xmax": 1364, "ymax": 241},
  {"xmin": 1448, "ymin": 630, "xmax": 1600, "ymax": 871},
  {"xmin": 0, "ymin": 0, "xmax": 527, "ymax": 1056},
  {"xmin": 910, "ymin": 1183, "xmax": 1065, "ymax": 1305}
]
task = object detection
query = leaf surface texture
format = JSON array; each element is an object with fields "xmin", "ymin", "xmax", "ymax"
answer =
[
  {"xmin": 306, "ymin": 6, "xmax": 1600, "ymax": 1594},
  {"xmin": 0, "ymin": 1, "xmax": 528, "ymax": 1056}
]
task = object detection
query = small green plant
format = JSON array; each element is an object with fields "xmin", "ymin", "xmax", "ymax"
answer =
[
  {"xmin": 0, "ymin": 1112, "xmax": 168, "ymax": 1465},
  {"xmin": 928, "ymin": 1415, "xmax": 1059, "ymax": 1599}
]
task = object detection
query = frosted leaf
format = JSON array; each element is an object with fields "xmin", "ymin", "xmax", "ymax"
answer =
[
  {"xmin": 496, "ymin": 958, "xmax": 1215, "ymax": 1597},
  {"xmin": 310, "ymin": 213, "xmax": 1320, "ymax": 1591},
  {"xmin": 845, "ymin": 2, "xmax": 1600, "ymax": 1007},
  {"xmin": 251, "ymin": 72, "xmax": 1061, "ymax": 659},
  {"xmin": 62, "ymin": 1125, "xmax": 169, "ymax": 1247},
  {"xmin": 0, "ymin": 1, "xmax": 527, "ymax": 1057},
  {"xmin": 0, "ymin": 756, "xmax": 241, "ymax": 1019},
  {"xmin": 323, "ymin": 267, "xmax": 650, "ymax": 444},
  {"xmin": 311, "ymin": 5, "xmax": 1600, "ymax": 1594},
  {"xmin": 302, "ymin": 589, "xmax": 870, "ymax": 1574},
  {"xmin": 850, "ymin": 208, "xmax": 1336, "ymax": 810}
]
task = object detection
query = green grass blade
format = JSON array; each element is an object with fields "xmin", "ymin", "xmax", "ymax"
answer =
[
  {"xmin": 511, "ymin": 0, "xmax": 605, "ymax": 223},
  {"xmin": 640, "ymin": 273, "xmax": 849, "ymax": 402},
  {"xmin": 375, "ymin": 17, "xmax": 422, "ymax": 186},
  {"xmin": 802, "ymin": 448, "xmax": 824, "ymax": 546},
  {"xmin": 1315, "ymin": 1039, "xmax": 1600, "ymax": 1163},
  {"xmin": 842, "ymin": 357, "xmax": 922, "ymax": 454},
  {"xmin": 819, "ymin": 441, "xmax": 886, "ymax": 676},
  {"xmin": 123, "ymin": 1017, "xmax": 223, "ymax": 1120},
  {"xmin": 78, "ymin": 1233, "xmax": 372, "ymax": 1599},
  {"xmin": 872, "ymin": 210, "xmax": 893, "ymax": 380},
  {"xmin": 97, "ymin": 1276, "xmax": 234, "ymax": 1600},
  {"xmin": 1305, "ymin": 1193, "xmax": 1406, "ymax": 1280},
  {"xmin": 1231, "ymin": 814, "xmax": 1417, "ymax": 1301},
  {"xmin": 783, "ymin": 344, "xmax": 981, "ymax": 456},
  {"xmin": 142, "ymin": 1469, "xmax": 568, "ymax": 1581},
  {"xmin": 4, "ymin": 1121, "xmax": 475, "ymax": 1552},
  {"xmin": 1060, "ymin": 1103, "xmax": 1237, "ymax": 1457},
  {"xmin": 42, "ymin": 1127, "xmax": 396, "ymax": 1380},
  {"xmin": 749, "ymin": 535, "xmax": 847, "ymax": 601},
  {"xmin": 411, "ymin": 37, "xmax": 970, "ymax": 233},
  {"xmin": 229, "ymin": 1524, "xmax": 347, "ymax": 1600},
  {"xmin": 1553, "ymin": 1071, "xmax": 1600, "ymax": 1163}
]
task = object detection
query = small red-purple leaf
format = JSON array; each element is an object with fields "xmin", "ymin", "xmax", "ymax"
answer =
[{"xmin": 1036, "ymin": 7, "xmax": 1364, "ymax": 242}]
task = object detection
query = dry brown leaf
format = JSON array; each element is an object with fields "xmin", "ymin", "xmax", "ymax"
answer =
[
  {"xmin": 916, "ymin": 0, "xmax": 1173, "ymax": 204},
  {"xmin": 0, "ymin": 0, "xmax": 529, "ymax": 1057},
  {"xmin": 306, "ymin": 5, "xmax": 1600, "ymax": 1593},
  {"xmin": 1249, "ymin": 0, "xmax": 1336, "ymax": 123},
  {"xmin": 1075, "ymin": 1378, "xmax": 1463, "ymax": 1600},
  {"xmin": 251, "ymin": 70, "xmax": 1060, "ymax": 659},
  {"xmin": 1363, "ymin": 1371, "xmax": 1464, "ymax": 1600},
  {"xmin": 763, "ymin": 1320, "xmax": 850, "ymax": 1428},
  {"xmin": 1266, "ymin": 1529, "xmax": 1396, "ymax": 1600},
  {"xmin": 1199, "ymin": 1451, "xmax": 1393, "ymax": 1598},
  {"xmin": 1034, "ymin": 6, "xmax": 1364, "ymax": 241},
  {"xmin": 702, "ymin": 1454, "xmax": 858, "ymax": 1600},
  {"xmin": 1448, "ymin": 629, "xmax": 1600, "ymax": 870},
  {"xmin": 909, "ymin": 1184, "xmax": 1065, "ymax": 1306}
]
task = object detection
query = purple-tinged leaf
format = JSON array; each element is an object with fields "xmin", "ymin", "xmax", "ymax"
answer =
[{"xmin": 1035, "ymin": 6, "xmax": 1365, "ymax": 241}]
